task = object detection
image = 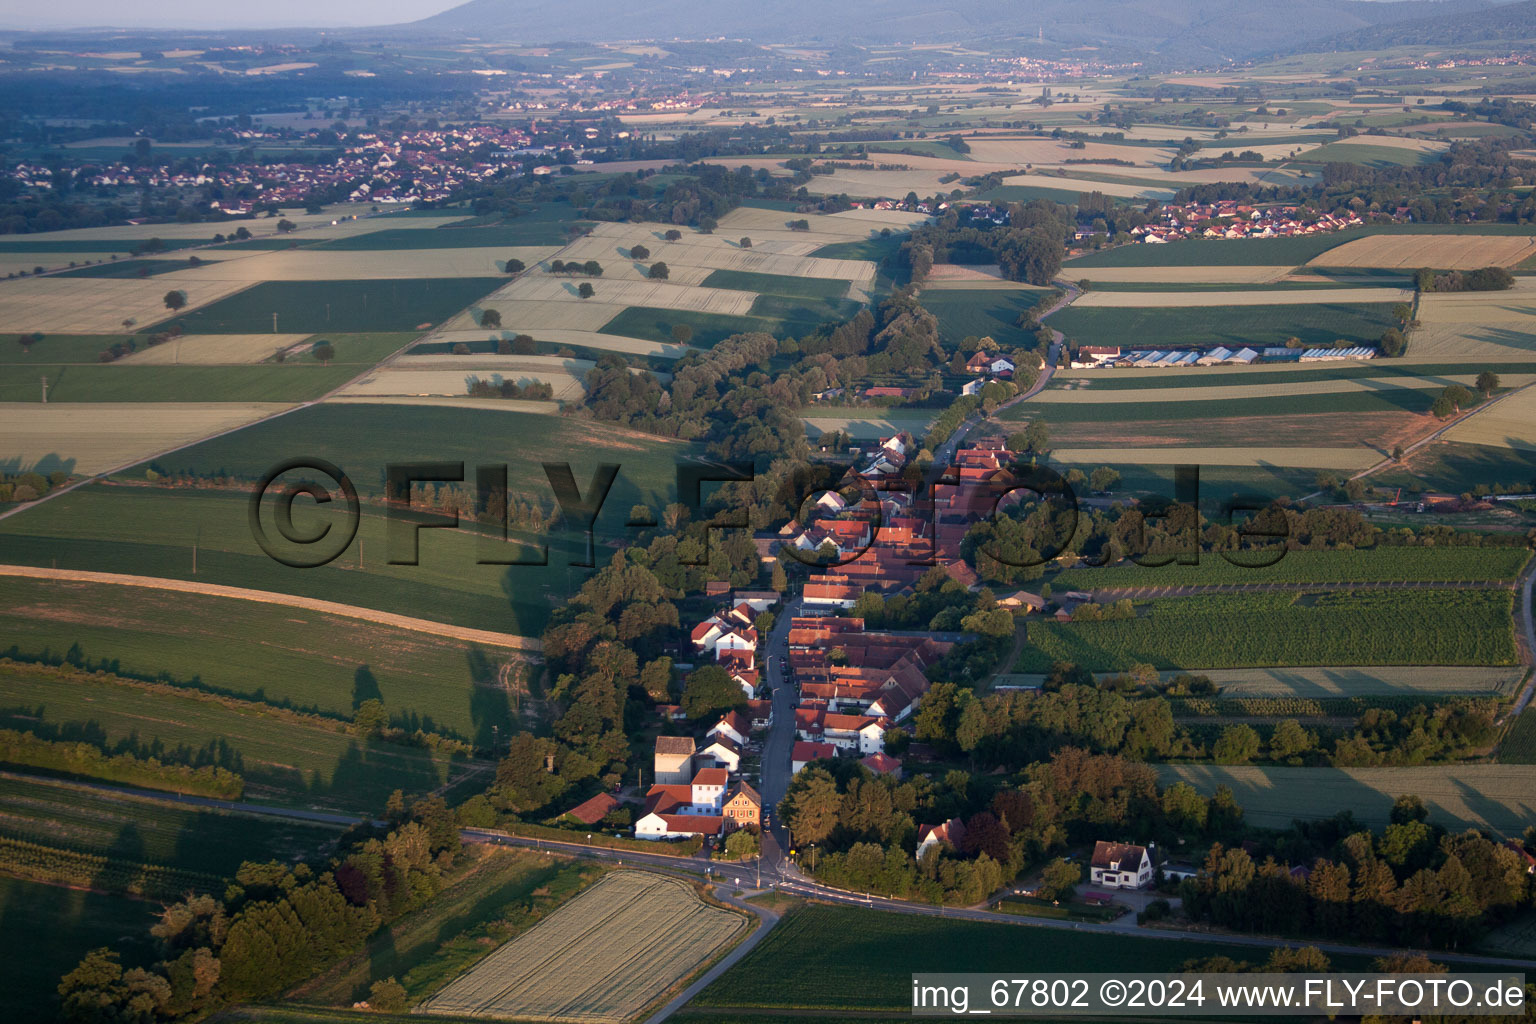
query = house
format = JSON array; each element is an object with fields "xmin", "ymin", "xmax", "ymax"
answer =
[
  {"xmin": 961, "ymin": 377, "xmax": 986, "ymax": 396},
  {"xmin": 732, "ymin": 590, "xmax": 780, "ymax": 612},
  {"xmin": 791, "ymin": 740, "xmax": 837, "ymax": 774},
  {"xmin": 634, "ymin": 810, "xmax": 725, "ymax": 840},
  {"xmin": 563, "ymin": 792, "xmax": 619, "ymax": 825},
  {"xmin": 804, "ymin": 573, "xmax": 862, "ymax": 609},
  {"xmin": 916, "ymin": 818, "xmax": 966, "ymax": 860},
  {"xmin": 989, "ymin": 356, "xmax": 1014, "ymax": 377},
  {"xmin": 996, "ymin": 590, "xmax": 1045, "ymax": 612},
  {"xmin": 1089, "ymin": 840, "xmax": 1154, "ymax": 890},
  {"xmin": 653, "ymin": 736, "xmax": 695, "ymax": 785},
  {"xmin": 691, "ymin": 767, "xmax": 729, "ymax": 811},
  {"xmin": 745, "ymin": 699, "xmax": 774, "ymax": 730},
  {"xmin": 964, "ymin": 351, "xmax": 995, "ymax": 375},
  {"xmin": 707, "ymin": 711, "xmax": 751, "ymax": 748},
  {"xmin": 722, "ymin": 781, "xmax": 761, "ymax": 831},
  {"xmin": 860, "ymin": 752, "xmax": 903, "ymax": 778},
  {"xmin": 698, "ymin": 736, "xmax": 742, "ymax": 773},
  {"xmin": 1506, "ymin": 840, "xmax": 1536, "ymax": 874}
]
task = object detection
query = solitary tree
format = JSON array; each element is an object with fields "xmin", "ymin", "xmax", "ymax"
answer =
[
  {"xmin": 578, "ymin": 282, "xmax": 595, "ymax": 299},
  {"xmin": 276, "ymin": 219, "xmax": 296, "ymax": 233},
  {"xmin": 368, "ymin": 978, "xmax": 408, "ymax": 1012},
  {"xmin": 670, "ymin": 323, "xmax": 694, "ymax": 344},
  {"xmin": 664, "ymin": 229, "xmax": 683, "ymax": 241},
  {"xmin": 648, "ymin": 262, "xmax": 670, "ymax": 280},
  {"xmin": 739, "ymin": 236, "xmax": 752, "ymax": 249},
  {"xmin": 163, "ymin": 289, "xmax": 187, "ymax": 311},
  {"xmin": 1391, "ymin": 302, "xmax": 1414, "ymax": 326},
  {"xmin": 505, "ymin": 258, "xmax": 525, "ymax": 274},
  {"xmin": 480, "ymin": 308, "xmax": 502, "ymax": 329},
  {"xmin": 630, "ymin": 244, "xmax": 650, "ymax": 260},
  {"xmin": 1089, "ymin": 466, "xmax": 1120, "ymax": 493},
  {"xmin": 1475, "ymin": 371, "xmax": 1501, "ymax": 396},
  {"xmin": 311, "ymin": 339, "xmax": 335, "ymax": 364}
]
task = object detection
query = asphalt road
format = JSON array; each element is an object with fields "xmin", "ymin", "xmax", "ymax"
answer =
[{"xmin": 758, "ymin": 596, "xmax": 802, "ymax": 872}]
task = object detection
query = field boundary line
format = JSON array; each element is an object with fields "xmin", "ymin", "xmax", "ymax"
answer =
[{"xmin": 0, "ymin": 564, "xmax": 540, "ymax": 652}]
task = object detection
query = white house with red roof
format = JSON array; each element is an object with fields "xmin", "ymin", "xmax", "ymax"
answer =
[
  {"xmin": 1089, "ymin": 840, "xmax": 1153, "ymax": 889},
  {"xmin": 707, "ymin": 711, "xmax": 751, "ymax": 748},
  {"xmin": 791, "ymin": 740, "xmax": 837, "ymax": 774},
  {"xmin": 916, "ymin": 818, "xmax": 966, "ymax": 860}
]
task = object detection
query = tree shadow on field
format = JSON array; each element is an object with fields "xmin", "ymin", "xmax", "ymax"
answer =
[
  {"xmin": 92, "ymin": 821, "xmax": 147, "ymax": 892},
  {"xmin": 467, "ymin": 645, "xmax": 512, "ymax": 752},
  {"xmin": 352, "ymin": 666, "xmax": 383, "ymax": 709}
]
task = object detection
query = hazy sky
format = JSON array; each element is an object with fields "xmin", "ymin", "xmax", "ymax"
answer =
[{"xmin": 4, "ymin": 0, "xmax": 459, "ymax": 30}]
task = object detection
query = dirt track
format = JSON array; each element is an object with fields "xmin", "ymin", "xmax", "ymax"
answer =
[{"xmin": 0, "ymin": 564, "xmax": 541, "ymax": 653}]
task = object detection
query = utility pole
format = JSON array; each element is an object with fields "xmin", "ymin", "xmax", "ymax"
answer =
[
  {"xmin": 40, "ymin": 376, "xmax": 47, "ymax": 403},
  {"xmin": 272, "ymin": 311, "xmax": 278, "ymax": 333}
]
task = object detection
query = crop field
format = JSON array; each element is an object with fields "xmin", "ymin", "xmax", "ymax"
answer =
[
  {"xmin": 53, "ymin": 256, "xmax": 218, "ymax": 279},
  {"xmin": 1014, "ymin": 589, "xmax": 1518, "ymax": 673},
  {"xmin": 693, "ymin": 904, "xmax": 1362, "ymax": 1013},
  {"xmin": 0, "ymin": 405, "xmax": 696, "ymax": 639},
  {"xmin": 0, "ymin": 274, "xmax": 256, "ymax": 334},
  {"xmin": 0, "ymin": 661, "xmax": 477, "ymax": 811},
  {"xmin": 0, "ymin": 876, "xmax": 157, "ymax": 1021},
  {"xmin": 1034, "ymin": 373, "xmax": 1511, "ymax": 406},
  {"xmin": 18, "ymin": 364, "xmax": 361, "ymax": 403},
  {"xmin": 426, "ymin": 328, "xmax": 690, "ymax": 360},
  {"xmin": 1480, "ymin": 915, "xmax": 1536, "ymax": 960},
  {"xmin": 117, "ymin": 333, "xmax": 312, "ymax": 364},
  {"xmin": 296, "ymin": 849, "xmax": 602, "ymax": 1007},
  {"xmin": 417, "ymin": 871, "xmax": 746, "ymax": 1022},
  {"xmin": 1043, "ymin": 446, "xmax": 1383, "ymax": 469},
  {"xmin": 701, "ymin": 269, "xmax": 854, "ymax": 300},
  {"xmin": 1304, "ymin": 140, "xmax": 1447, "ymax": 166},
  {"xmin": 336, "ymin": 359, "xmax": 589, "ymax": 401},
  {"xmin": 1065, "ymin": 232, "xmax": 1365, "ymax": 268},
  {"xmin": 1047, "ymin": 301, "xmax": 1399, "ymax": 349},
  {"xmin": 599, "ymin": 306, "xmax": 794, "ymax": 346},
  {"xmin": 0, "ymin": 402, "xmax": 290, "ymax": 475},
  {"xmin": 1073, "ymin": 265, "xmax": 1302, "ymax": 284},
  {"xmin": 0, "ymin": 572, "xmax": 528, "ymax": 741},
  {"xmin": 1068, "ymin": 286, "xmax": 1411, "ymax": 308},
  {"xmin": 1499, "ymin": 705, "xmax": 1536, "ymax": 765},
  {"xmin": 308, "ymin": 208, "xmax": 582, "ymax": 249},
  {"xmin": 1377, "ymin": 439, "xmax": 1536, "ymax": 495},
  {"xmin": 1310, "ymin": 233, "xmax": 1536, "ymax": 269},
  {"xmin": 1443, "ymin": 386, "xmax": 1536, "ymax": 451},
  {"xmin": 1158, "ymin": 764, "xmax": 1536, "ymax": 833},
  {"xmin": 163, "ymin": 278, "xmax": 505, "ymax": 334},
  {"xmin": 180, "ymin": 246, "xmax": 559, "ymax": 281},
  {"xmin": 1050, "ymin": 547, "xmax": 1531, "ymax": 589},
  {"xmin": 0, "ymin": 773, "xmax": 344, "ymax": 874},
  {"xmin": 919, "ymin": 286, "xmax": 1051, "ymax": 348}
]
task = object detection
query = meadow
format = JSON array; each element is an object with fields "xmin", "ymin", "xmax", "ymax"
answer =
[
  {"xmin": 0, "ymin": 571, "xmax": 526, "ymax": 741},
  {"xmin": 919, "ymin": 286, "xmax": 1051, "ymax": 349},
  {"xmin": 0, "ymin": 659, "xmax": 478, "ymax": 811},
  {"xmin": 0, "ymin": 876, "xmax": 157, "ymax": 1021},
  {"xmin": 1014, "ymin": 589, "xmax": 1518, "ymax": 672},
  {"xmin": 1158, "ymin": 764, "xmax": 1536, "ymax": 834},
  {"xmin": 23, "ymin": 364, "xmax": 359, "ymax": 403},
  {"xmin": 701, "ymin": 269, "xmax": 855, "ymax": 300},
  {"xmin": 1047, "ymin": 301, "xmax": 1399, "ymax": 349},
  {"xmin": 1498, "ymin": 706, "xmax": 1536, "ymax": 765},
  {"xmin": 163, "ymin": 278, "xmax": 505, "ymax": 334},
  {"xmin": 416, "ymin": 871, "xmax": 746, "ymax": 1022},
  {"xmin": 1065, "ymin": 232, "xmax": 1365, "ymax": 267},
  {"xmin": 0, "ymin": 773, "xmax": 344, "ymax": 875},
  {"xmin": 693, "ymin": 904, "xmax": 1372, "ymax": 1013},
  {"xmin": 599, "ymin": 306, "xmax": 793, "ymax": 346}
]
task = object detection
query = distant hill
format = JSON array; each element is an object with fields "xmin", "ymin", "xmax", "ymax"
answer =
[
  {"xmin": 1301, "ymin": 0, "xmax": 1536, "ymax": 51},
  {"xmin": 412, "ymin": 0, "xmax": 1497, "ymax": 59}
]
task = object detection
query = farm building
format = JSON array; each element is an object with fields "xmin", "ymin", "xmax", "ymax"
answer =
[{"xmin": 654, "ymin": 735, "xmax": 696, "ymax": 785}]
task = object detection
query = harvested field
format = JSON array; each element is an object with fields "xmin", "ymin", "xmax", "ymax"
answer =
[
  {"xmin": 0, "ymin": 402, "xmax": 291, "ymax": 475},
  {"xmin": 322, "ymin": 395, "xmax": 558, "ymax": 414},
  {"xmin": 1051, "ymin": 410, "xmax": 1433, "ymax": 453},
  {"xmin": 966, "ymin": 137, "xmax": 1172, "ymax": 167},
  {"xmin": 181, "ymin": 246, "xmax": 561, "ymax": 280},
  {"xmin": 803, "ymin": 411, "xmax": 938, "ymax": 438},
  {"xmin": 0, "ymin": 275, "xmax": 253, "ymax": 333},
  {"xmin": 417, "ymin": 871, "xmax": 745, "ymax": 1022},
  {"xmin": 338, "ymin": 358, "xmax": 591, "ymax": 400},
  {"xmin": 428, "ymin": 328, "xmax": 690, "ymax": 359},
  {"xmin": 1048, "ymin": 447, "xmax": 1383, "ymax": 469},
  {"xmin": 446, "ymin": 276, "xmax": 757, "ymax": 333},
  {"xmin": 996, "ymin": 173, "xmax": 1167, "ymax": 198},
  {"xmin": 1311, "ymin": 233, "xmax": 1536, "ymax": 269},
  {"xmin": 581, "ymin": 221, "xmax": 824, "ymax": 258},
  {"xmin": 1158, "ymin": 764, "xmax": 1536, "ymax": 833},
  {"xmin": 117, "ymin": 333, "xmax": 310, "ymax": 365},
  {"xmin": 1442, "ymin": 385, "xmax": 1536, "ymax": 450},
  {"xmin": 1069, "ymin": 286, "xmax": 1411, "ymax": 308}
]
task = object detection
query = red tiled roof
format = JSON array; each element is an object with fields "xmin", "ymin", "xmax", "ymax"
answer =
[
  {"xmin": 860, "ymin": 753, "xmax": 902, "ymax": 775},
  {"xmin": 693, "ymin": 767, "xmax": 729, "ymax": 787},
  {"xmin": 792, "ymin": 740, "xmax": 837, "ymax": 763},
  {"xmin": 564, "ymin": 792, "xmax": 619, "ymax": 824}
]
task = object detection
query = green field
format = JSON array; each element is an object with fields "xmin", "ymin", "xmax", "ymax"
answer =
[
  {"xmin": 1047, "ymin": 302, "xmax": 1398, "ymax": 350},
  {"xmin": 1015, "ymin": 589, "xmax": 1518, "ymax": 672},
  {"xmin": 1374, "ymin": 441, "xmax": 1536, "ymax": 495},
  {"xmin": 1050, "ymin": 547, "xmax": 1531, "ymax": 590},
  {"xmin": 309, "ymin": 221, "xmax": 572, "ymax": 251},
  {"xmin": 694, "ymin": 904, "xmax": 1373, "ymax": 1012},
  {"xmin": 161, "ymin": 278, "xmax": 504, "ymax": 334},
  {"xmin": 1066, "ymin": 224, "xmax": 1536, "ymax": 269},
  {"xmin": 1, "ymin": 333, "xmax": 138, "ymax": 365},
  {"xmin": 1499, "ymin": 703, "xmax": 1536, "ymax": 765},
  {"xmin": 811, "ymin": 233, "xmax": 908, "ymax": 264},
  {"xmin": 0, "ymin": 404, "xmax": 694, "ymax": 643},
  {"xmin": 0, "ymin": 659, "xmax": 478, "ymax": 810},
  {"xmin": 1159, "ymin": 764, "xmax": 1536, "ymax": 834},
  {"xmin": 0, "ymin": 238, "xmax": 202, "ymax": 254},
  {"xmin": 53, "ymin": 258, "xmax": 214, "ymax": 279},
  {"xmin": 701, "ymin": 270, "xmax": 855, "ymax": 300},
  {"xmin": 0, "ymin": 876, "xmax": 157, "ymax": 1021},
  {"xmin": 919, "ymin": 286, "xmax": 1051, "ymax": 349},
  {"xmin": 0, "ymin": 774, "xmax": 343, "ymax": 874},
  {"xmin": 24, "ymin": 364, "xmax": 360, "ymax": 403},
  {"xmin": 1051, "ymin": 362, "xmax": 1536, "ymax": 391},
  {"xmin": 1034, "ymin": 462, "xmax": 1329, "ymax": 502},
  {"xmin": 1303, "ymin": 142, "xmax": 1443, "ymax": 167},
  {"xmin": 1000, "ymin": 387, "xmax": 1436, "ymax": 424},
  {"xmin": 599, "ymin": 306, "xmax": 791, "ymax": 346},
  {"xmin": 295, "ymin": 850, "xmax": 601, "ymax": 1006}
]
